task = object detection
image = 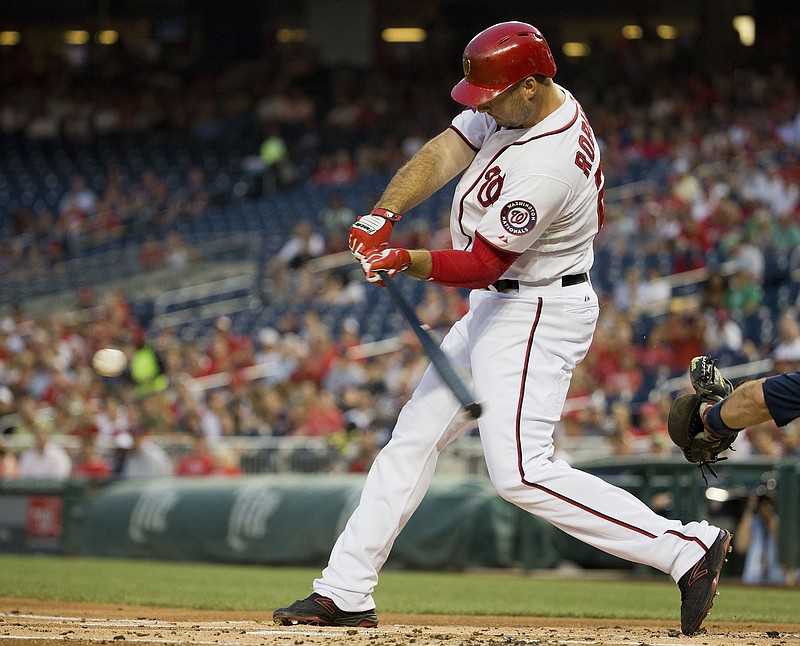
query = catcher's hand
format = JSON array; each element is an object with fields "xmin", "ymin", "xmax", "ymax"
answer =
[
  {"xmin": 689, "ymin": 355, "xmax": 733, "ymax": 400},
  {"xmin": 667, "ymin": 394, "xmax": 735, "ymax": 482}
]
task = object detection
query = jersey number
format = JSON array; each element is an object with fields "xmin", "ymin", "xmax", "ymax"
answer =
[{"xmin": 477, "ymin": 166, "xmax": 504, "ymax": 207}]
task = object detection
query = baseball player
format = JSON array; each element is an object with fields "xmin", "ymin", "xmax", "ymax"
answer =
[{"xmin": 274, "ymin": 22, "xmax": 730, "ymax": 636}]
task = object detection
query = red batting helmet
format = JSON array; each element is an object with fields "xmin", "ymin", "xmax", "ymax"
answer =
[{"xmin": 451, "ymin": 21, "xmax": 557, "ymax": 107}]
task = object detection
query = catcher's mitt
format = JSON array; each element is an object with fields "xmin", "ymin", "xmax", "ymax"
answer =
[
  {"xmin": 689, "ymin": 355, "xmax": 733, "ymax": 400},
  {"xmin": 667, "ymin": 394, "xmax": 735, "ymax": 483}
]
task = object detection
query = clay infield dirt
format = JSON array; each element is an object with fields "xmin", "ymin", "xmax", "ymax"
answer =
[{"xmin": 0, "ymin": 599, "xmax": 798, "ymax": 646}]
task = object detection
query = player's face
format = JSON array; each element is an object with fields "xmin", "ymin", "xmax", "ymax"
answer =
[{"xmin": 476, "ymin": 80, "xmax": 535, "ymax": 128}]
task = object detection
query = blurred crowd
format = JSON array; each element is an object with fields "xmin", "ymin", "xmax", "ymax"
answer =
[
  {"xmin": 1, "ymin": 23, "xmax": 800, "ymax": 483},
  {"xmin": 0, "ymin": 284, "xmax": 456, "ymax": 480}
]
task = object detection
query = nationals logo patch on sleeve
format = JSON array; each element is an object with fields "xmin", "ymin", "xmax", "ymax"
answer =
[{"xmin": 500, "ymin": 200, "xmax": 537, "ymax": 235}]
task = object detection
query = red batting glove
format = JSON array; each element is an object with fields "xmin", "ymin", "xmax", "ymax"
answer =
[
  {"xmin": 348, "ymin": 209, "xmax": 402, "ymax": 260},
  {"xmin": 360, "ymin": 248, "xmax": 412, "ymax": 284}
]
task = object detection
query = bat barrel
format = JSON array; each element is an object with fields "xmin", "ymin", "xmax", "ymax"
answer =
[{"xmin": 464, "ymin": 402, "xmax": 483, "ymax": 420}]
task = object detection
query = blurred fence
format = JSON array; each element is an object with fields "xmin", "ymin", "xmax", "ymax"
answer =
[{"xmin": 1, "ymin": 458, "xmax": 797, "ymax": 580}]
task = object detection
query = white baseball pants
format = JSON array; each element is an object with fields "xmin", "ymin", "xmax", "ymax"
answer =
[{"xmin": 315, "ymin": 280, "xmax": 721, "ymax": 611}]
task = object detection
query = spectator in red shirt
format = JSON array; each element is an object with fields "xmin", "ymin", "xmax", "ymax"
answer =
[
  {"xmin": 663, "ymin": 304, "xmax": 706, "ymax": 376},
  {"xmin": 638, "ymin": 400, "xmax": 670, "ymax": 440},
  {"xmin": 347, "ymin": 428, "xmax": 380, "ymax": 473},
  {"xmin": 138, "ymin": 232, "xmax": 167, "ymax": 271},
  {"xmin": 311, "ymin": 149, "xmax": 357, "ymax": 186},
  {"xmin": 175, "ymin": 433, "xmax": 217, "ymax": 476},
  {"xmin": 295, "ymin": 389, "xmax": 345, "ymax": 437},
  {"xmin": 291, "ymin": 328, "xmax": 338, "ymax": 387},
  {"xmin": 206, "ymin": 316, "xmax": 253, "ymax": 372},
  {"xmin": 72, "ymin": 439, "xmax": 112, "ymax": 480},
  {"xmin": 602, "ymin": 353, "xmax": 644, "ymax": 401}
]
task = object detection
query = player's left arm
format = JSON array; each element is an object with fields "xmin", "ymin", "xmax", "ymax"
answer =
[
  {"xmin": 349, "ymin": 129, "xmax": 476, "ymax": 260},
  {"xmin": 377, "ymin": 128, "xmax": 476, "ymax": 215}
]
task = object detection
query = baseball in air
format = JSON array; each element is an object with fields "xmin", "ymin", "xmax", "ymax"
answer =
[{"xmin": 92, "ymin": 348, "xmax": 128, "ymax": 377}]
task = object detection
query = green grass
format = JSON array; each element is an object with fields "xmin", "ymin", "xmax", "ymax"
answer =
[{"xmin": 0, "ymin": 554, "xmax": 798, "ymax": 624}]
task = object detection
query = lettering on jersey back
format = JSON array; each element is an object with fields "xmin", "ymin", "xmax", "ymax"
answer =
[
  {"xmin": 478, "ymin": 166, "xmax": 505, "ymax": 206},
  {"xmin": 574, "ymin": 114, "xmax": 596, "ymax": 178}
]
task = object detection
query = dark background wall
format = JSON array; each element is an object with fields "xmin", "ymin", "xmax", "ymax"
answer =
[{"xmin": 1, "ymin": 0, "xmax": 797, "ymax": 74}]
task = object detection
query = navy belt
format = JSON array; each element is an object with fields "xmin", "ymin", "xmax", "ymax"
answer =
[{"xmin": 488, "ymin": 273, "xmax": 589, "ymax": 292}]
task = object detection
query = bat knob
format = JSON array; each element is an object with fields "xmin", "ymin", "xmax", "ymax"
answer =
[{"xmin": 464, "ymin": 402, "xmax": 483, "ymax": 420}]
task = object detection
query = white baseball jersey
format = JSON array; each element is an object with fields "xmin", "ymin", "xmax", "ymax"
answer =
[
  {"xmin": 313, "ymin": 83, "xmax": 721, "ymax": 615},
  {"xmin": 449, "ymin": 86, "xmax": 603, "ymax": 283}
]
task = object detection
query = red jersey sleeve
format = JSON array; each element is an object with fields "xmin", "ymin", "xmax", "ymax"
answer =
[{"xmin": 428, "ymin": 234, "xmax": 519, "ymax": 289}]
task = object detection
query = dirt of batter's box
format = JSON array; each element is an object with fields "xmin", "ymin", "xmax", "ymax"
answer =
[{"xmin": 0, "ymin": 598, "xmax": 798, "ymax": 646}]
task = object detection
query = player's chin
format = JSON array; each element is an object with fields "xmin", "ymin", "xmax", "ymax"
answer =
[{"xmin": 492, "ymin": 117, "xmax": 515, "ymax": 128}]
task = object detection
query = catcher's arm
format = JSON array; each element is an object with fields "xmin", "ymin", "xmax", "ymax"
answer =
[{"xmin": 712, "ymin": 377, "xmax": 771, "ymax": 428}]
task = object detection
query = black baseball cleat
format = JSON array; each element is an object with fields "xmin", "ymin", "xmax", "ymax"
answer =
[
  {"xmin": 273, "ymin": 593, "xmax": 379, "ymax": 627},
  {"xmin": 678, "ymin": 529, "xmax": 733, "ymax": 636},
  {"xmin": 689, "ymin": 356, "xmax": 734, "ymax": 401}
]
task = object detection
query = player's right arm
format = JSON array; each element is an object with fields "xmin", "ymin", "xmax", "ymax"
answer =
[{"xmin": 375, "ymin": 127, "xmax": 476, "ymax": 215}]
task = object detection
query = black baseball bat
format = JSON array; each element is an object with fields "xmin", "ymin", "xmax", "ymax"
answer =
[{"xmin": 378, "ymin": 271, "xmax": 482, "ymax": 420}]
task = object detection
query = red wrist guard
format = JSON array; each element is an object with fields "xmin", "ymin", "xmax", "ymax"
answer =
[{"xmin": 371, "ymin": 208, "xmax": 403, "ymax": 222}]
